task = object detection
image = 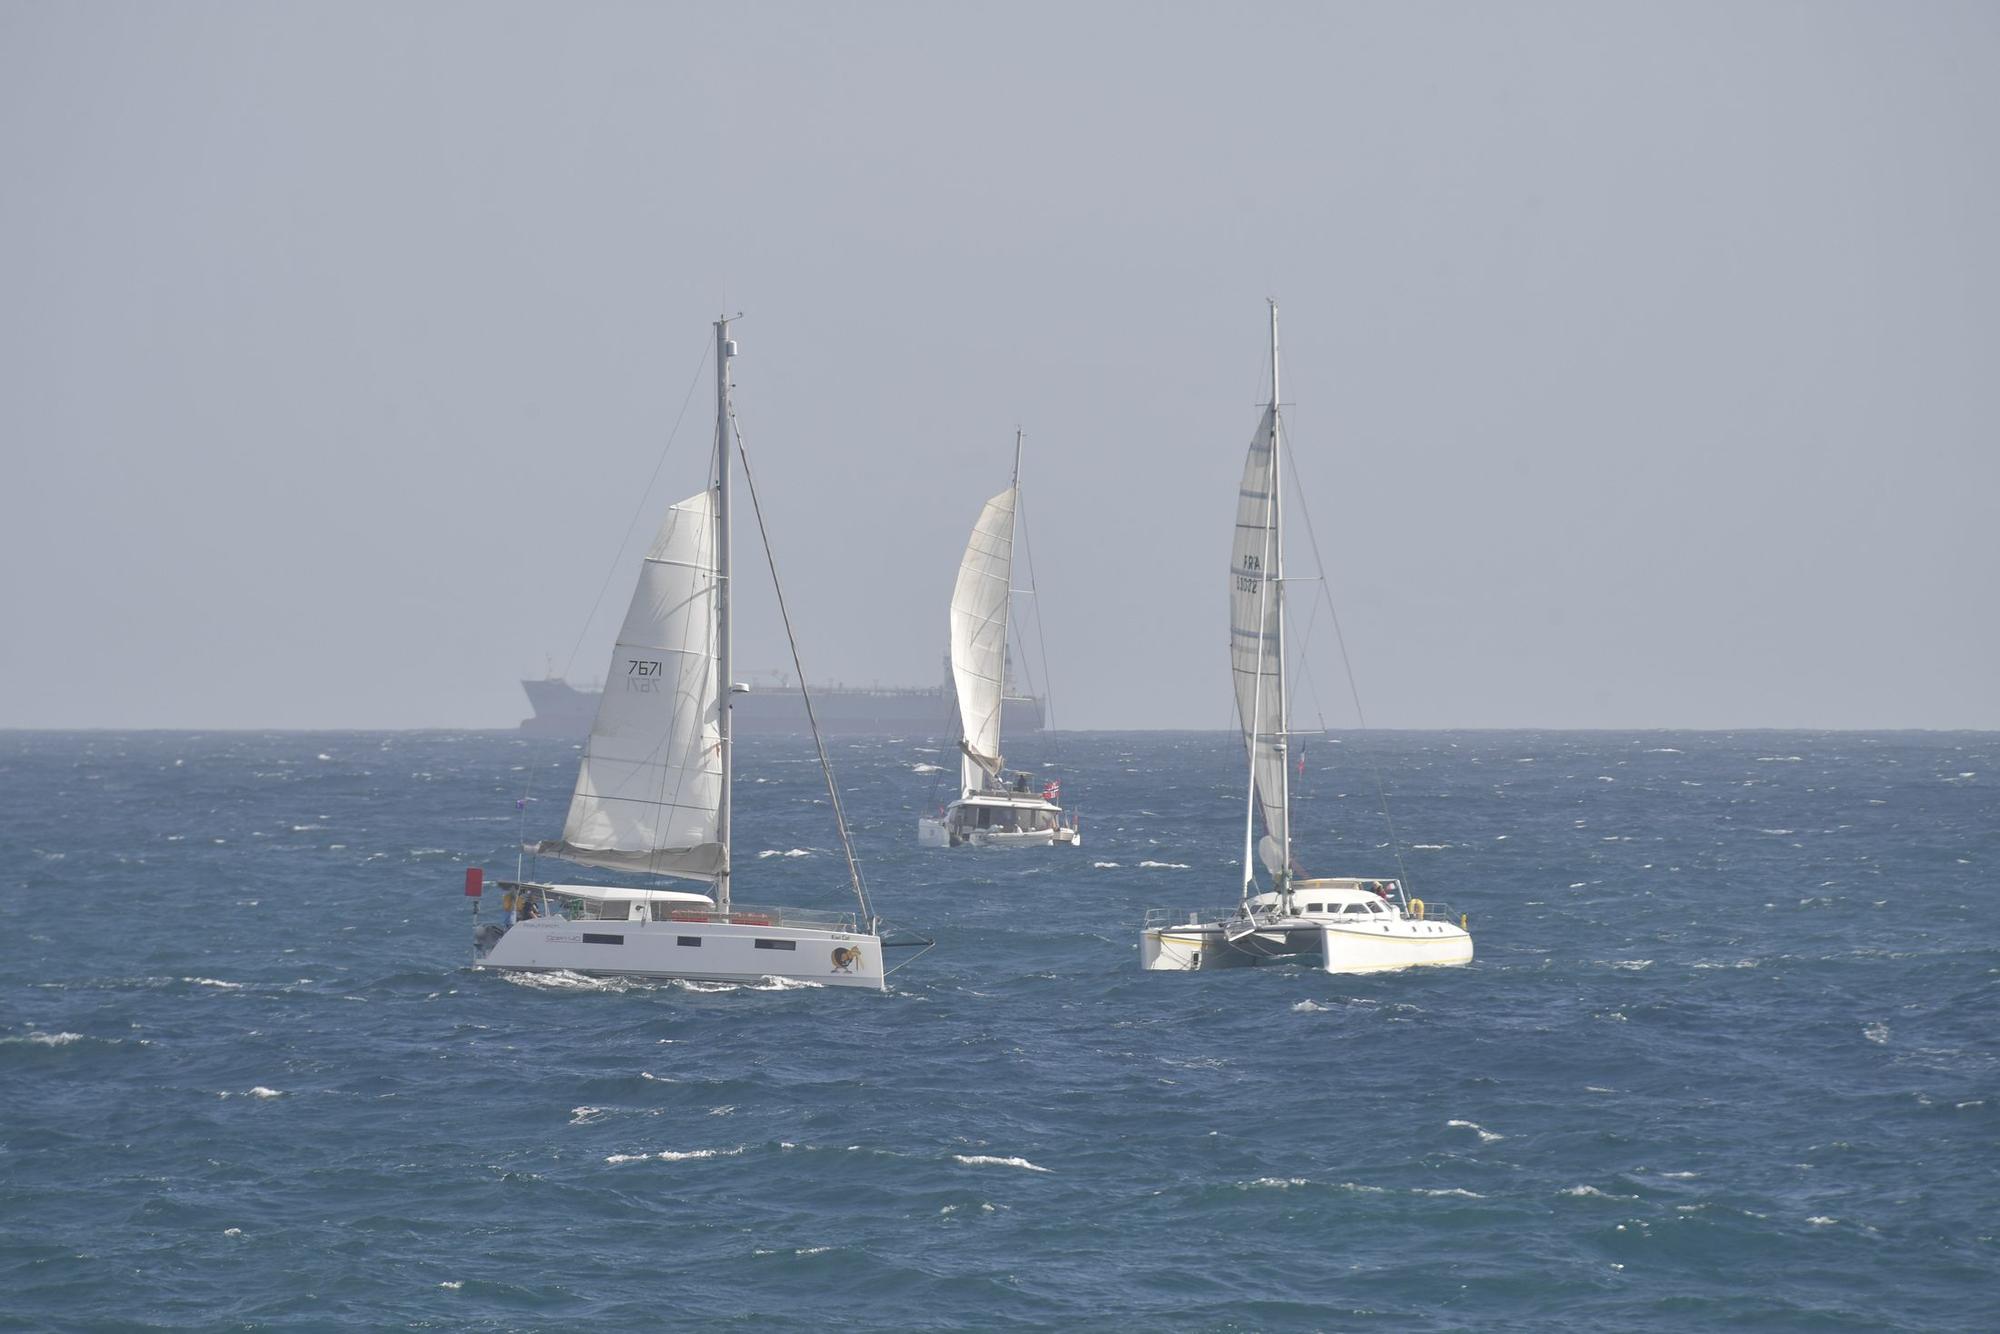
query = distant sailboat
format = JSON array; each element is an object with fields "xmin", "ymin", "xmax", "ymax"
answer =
[
  {"xmin": 470, "ymin": 318, "xmax": 923, "ymax": 989},
  {"xmin": 1141, "ymin": 304, "xmax": 1473, "ymax": 974},
  {"xmin": 918, "ymin": 433, "xmax": 1080, "ymax": 849}
]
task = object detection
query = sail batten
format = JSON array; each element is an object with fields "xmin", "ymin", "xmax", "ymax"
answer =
[
  {"xmin": 949, "ymin": 484, "xmax": 1016, "ymax": 798},
  {"xmin": 1230, "ymin": 405, "xmax": 1290, "ymax": 878},
  {"xmin": 544, "ymin": 490, "xmax": 724, "ymax": 883}
]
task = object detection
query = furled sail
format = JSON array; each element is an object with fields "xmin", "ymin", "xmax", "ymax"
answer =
[
  {"xmin": 949, "ymin": 484, "xmax": 1016, "ymax": 797},
  {"xmin": 1230, "ymin": 407, "xmax": 1290, "ymax": 877},
  {"xmin": 537, "ymin": 491, "xmax": 724, "ymax": 881}
]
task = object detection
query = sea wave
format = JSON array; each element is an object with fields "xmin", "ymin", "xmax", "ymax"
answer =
[
  {"xmin": 952, "ymin": 1154, "xmax": 1050, "ymax": 1173},
  {"xmin": 1448, "ymin": 1119, "xmax": 1505, "ymax": 1144}
]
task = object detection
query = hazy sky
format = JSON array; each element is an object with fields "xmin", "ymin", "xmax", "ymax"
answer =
[{"xmin": 3, "ymin": 1, "xmax": 1994, "ymax": 730}]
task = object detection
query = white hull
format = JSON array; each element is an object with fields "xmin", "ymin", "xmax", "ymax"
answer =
[
  {"xmin": 474, "ymin": 915, "xmax": 885, "ymax": 991},
  {"xmin": 1141, "ymin": 925, "xmax": 1275, "ymax": 970},
  {"xmin": 1141, "ymin": 882, "xmax": 1473, "ymax": 974},
  {"xmin": 917, "ymin": 810, "xmax": 1080, "ymax": 849},
  {"xmin": 1319, "ymin": 920, "xmax": 1473, "ymax": 973},
  {"xmin": 1140, "ymin": 920, "xmax": 1322, "ymax": 971}
]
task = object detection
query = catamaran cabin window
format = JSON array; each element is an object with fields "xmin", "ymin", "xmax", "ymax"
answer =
[
  {"xmin": 1344, "ymin": 904, "xmax": 1370, "ymax": 914},
  {"xmin": 1367, "ymin": 901, "xmax": 1386, "ymax": 913},
  {"xmin": 1306, "ymin": 904, "xmax": 1323, "ymax": 913},
  {"xmin": 754, "ymin": 939, "xmax": 797, "ymax": 951},
  {"xmin": 677, "ymin": 936, "xmax": 702, "ymax": 947}
]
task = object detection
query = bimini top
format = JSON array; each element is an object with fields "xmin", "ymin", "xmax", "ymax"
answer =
[
  {"xmin": 508, "ymin": 882, "xmax": 715, "ymax": 906},
  {"xmin": 955, "ymin": 792, "xmax": 1060, "ymax": 812}
]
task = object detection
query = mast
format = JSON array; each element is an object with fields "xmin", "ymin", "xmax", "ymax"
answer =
[
  {"xmin": 714, "ymin": 317, "xmax": 735, "ymax": 913},
  {"xmin": 1269, "ymin": 300, "xmax": 1292, "ymax": 900},
  {"xmin": 1239, "ymin": 318, "xmax": 1274, "ymax": 906},
  {"xmin": 1005, "ymin": 427, "xmax": 1022, "ymax": 754}
]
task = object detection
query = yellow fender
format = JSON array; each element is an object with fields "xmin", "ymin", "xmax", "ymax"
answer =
[{"xmin": 1409, "ymin": 898, "xmax": 1425, "ymax": 920}]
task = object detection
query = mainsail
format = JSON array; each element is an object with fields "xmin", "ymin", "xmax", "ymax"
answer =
[
  {"xmin": 949, "ymin": 483, "xmax": 1016, "ymax": 796},
  {"xmin": 537, "ymin": 490, "xmax": 724, "ymax": 880},
  {"xmin": 1230, "ymin": 406, "xmax": 1290, "ymax": 878}
]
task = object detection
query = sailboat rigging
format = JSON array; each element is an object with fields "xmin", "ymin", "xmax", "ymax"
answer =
[
  {"xmin": 467, "ymin": 318, "xmax": 924, "ymax": 990},
  {"xmin": 1141, "ymin": 303, "xmax": 1474, "ymax": 974},
  {"xmin": 918, "ymin": 432, "xmax": 1081, "ymax": 849}
]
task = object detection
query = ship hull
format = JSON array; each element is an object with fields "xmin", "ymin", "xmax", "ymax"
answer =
[{"xmin": 519, "ymin": 678, "xmax": 1045, "ymax": 737}]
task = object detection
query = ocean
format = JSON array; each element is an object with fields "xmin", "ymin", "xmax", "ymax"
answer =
[{"xmin": 2, "ymin": 728, "xmax": 1994, "ymax": 1330}]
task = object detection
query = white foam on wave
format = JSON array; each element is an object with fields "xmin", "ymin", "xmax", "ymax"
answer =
[
  {"xmin": 953, "ymin": 1154, "xmax": 1050, "ymax": 1173},
  {"xmin": 224, "ymin": 1227, "xmax": 244, "ymax": 1238},
  {"xmin": 1807, "ymin": 1215, "xmax": 1839, "ymax": 1226},
  {"xmin": 219, "ymin": 1086, "xmax": 284, "ymax": 1099},
  {"xmin": 1645, "ymin": 747, "xmax": 1683, "ymax": 754},
  {"xmin": 1448, "ymin": 1119, "xmax": 1504, "ymax": 1144},
  {"xmin": 1604, "ymin": 959, "xmax": 1654, "ymax": 971},
  {"xmin": 750, "ymin": 976, "xmax": 825, "ymax": 990},
  {"xmin": 1863, "ymin": 1022, "xmax": 1889, "ymax": 1045},
  {"xmin": 1245, "ymin": 1177, "xmax": 1310, "ymax": 1189},
  {"xmin": 9, "ymin": 1031, "xmax": 87, "ymax": 1047},
  {"xmin": 1292, "ymin": 999, "xmax": 1332, "ymax": 1013},
  {"xmin": 504, "ymin": 970, "xmax": 635, "ymax": 993},
  {"xmin": 1138, "ymin": 861, "xmax": 1190, "ymax": 870},
  {"xmin": 1415, "ymin": 1187, "xmax": 1485, "ymax": 1198},
  {"xmin": 910, "ymin": 763, "xmax": 943, "ymax": 774},
  {"xmin": 607, "ymin": 1146, "xmax": 745, "ymax": 1165},
  {"xmin": 569, "ymin": 1106, "xmax": 605, "ymax": 1126},
  {"xmin": 757, "ymin": 848, "xmax": 813, "ymax": 859},
  {"xmin": 1092, "ymin": 861, "xmax": 1121, "ymax": 868},
  {"xmin": 1411, "ymin": 843, "xmax": 1449, "ymax": 850},
  {"xmin": 183, "ymin": 977, "xmax": 246, "ymax": 989},
  {"xmin": 438, "ymin": 1280, "xmax": 462, "ymax": 1290},
  {"xmin": 1561, "ymin": 1184, "xmax": 1636, "ymax": 1199}
]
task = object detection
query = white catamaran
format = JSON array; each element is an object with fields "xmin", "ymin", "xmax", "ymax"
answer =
[
  {"xmin": 918, "ymin": 433, "xmax": 1080, "ymax": 849},
  {"xmin": 471, "ymin": 319, "xmax": 918, "ymax": 990},
  {"xmin": 1141, "ymin": 304, "xmax": 1474, "ymax": 974}
]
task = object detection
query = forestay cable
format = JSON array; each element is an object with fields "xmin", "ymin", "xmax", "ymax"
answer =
[{"xmin": 728, "ymin": 410, "xmax": 876, "ymax": 927}]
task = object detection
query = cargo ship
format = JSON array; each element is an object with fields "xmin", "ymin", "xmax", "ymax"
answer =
[{"xmin": 518, "ymin": 664, "xmax": 1046, "ymax": 738}]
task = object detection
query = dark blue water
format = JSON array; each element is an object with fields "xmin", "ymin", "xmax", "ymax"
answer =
[{"xmin": 3, "ymin": 729, "xmax": 1995, "ymax": 1330}]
